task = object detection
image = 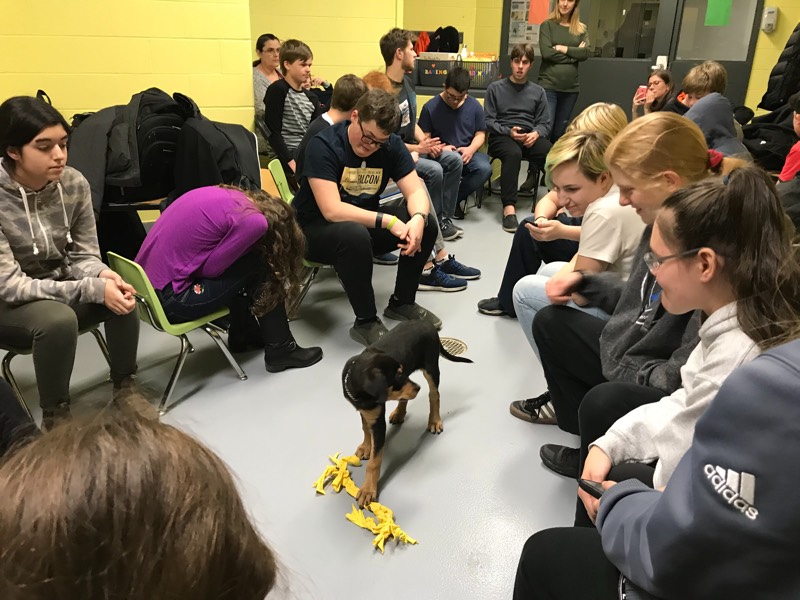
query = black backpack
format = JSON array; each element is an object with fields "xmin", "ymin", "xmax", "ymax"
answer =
[
  {"xmin": 742, "ymin": 104, "xmax": 796, "ymax": 172},
  {"xmin": 104, "ymin": 88, "xmax": 186, "ymax": 203}
]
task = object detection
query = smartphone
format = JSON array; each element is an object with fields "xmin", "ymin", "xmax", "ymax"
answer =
[
  {"xmin": 515, "ymin": 126, "xmax": 532, "ymax": 134},
  {"xmin": 636, "ymin": 84, "xmax": 647, "ymax": 98},
  {"xmin": 579, "ymin": 478, "xmax": 605, "ymax": 499}
]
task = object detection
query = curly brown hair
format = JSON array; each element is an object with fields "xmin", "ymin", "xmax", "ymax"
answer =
[{"xmin": 220, "ymin": 185, "xmax": 306, "ymax": 316}]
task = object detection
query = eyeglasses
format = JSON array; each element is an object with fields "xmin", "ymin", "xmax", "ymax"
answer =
[
  {"xmin": 643, "ymin": 247, "xmax": 702, "ymax": 272},
  {"xmin": 444, "ymin": 90, "xmax": 467, "ymax": 104},
  {"xmin": 358, "ymin": 121, "xmax": 388, "ymax": 149}
]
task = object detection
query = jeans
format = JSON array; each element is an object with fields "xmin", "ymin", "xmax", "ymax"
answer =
[
  {"xmin": 157, "ymin": 252, "xmax": 291, "ymax": 345},
  {"xmin": 457, "ymin": 151, "xmax": 493, "ymax": 202},
  {"xmin": 416, "ymin": 152, "xmax": 463, "ymax": 220},
  {"xmin": 544, "ymin": 90, "xmax": 579, "ymax": 143},
  {"xmin": 496, "ymin": 214, "xmax": 581, "ymax": 315},
  {"xmin": 512, "ymin": 264, "xmax": 611, "ymax": 358}
]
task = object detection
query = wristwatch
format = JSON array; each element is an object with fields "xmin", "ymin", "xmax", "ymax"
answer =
[{"xmin": 411, "ymin": 211, "xmax": 429, "ymax": 226}]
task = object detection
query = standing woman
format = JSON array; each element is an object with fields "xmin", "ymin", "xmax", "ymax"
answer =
[
  {"xmin": 538, "ymin": 0, "xmax": 589, "ymax": 142},
  {"xmin": 135, "ymin": 185, "xmax": 322, "ymax": 373},
  {"xmin": 253, "ymin": 33, "xmax": 282, "ymax": 162},
  {"xmin": 0, "ymin": 96, "xmax": 140, "ymax": 425}
]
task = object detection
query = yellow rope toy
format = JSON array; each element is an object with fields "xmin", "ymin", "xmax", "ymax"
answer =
[{"xmin": 313, "ymin": 453, "xmax": 418, "ymax": 553}]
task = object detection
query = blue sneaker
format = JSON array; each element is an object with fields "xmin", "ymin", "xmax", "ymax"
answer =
[
  {"xmin": 438, "ymin": 254, "xmax": 481, "ymax": 280},
  {"xmin": 418, "ymin": 264, "xmax": 467, "ymax": 292}
]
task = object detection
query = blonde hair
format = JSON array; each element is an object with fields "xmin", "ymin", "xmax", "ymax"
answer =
[
  {"xmin": 0, "ymin": 401, "xmax": 277, "ymax": 600},
  {"xmin": 545, "ymin": 130, "xmax": 612, "ymax": 187},
  {"xmin": 605, "ymin": 112, "xmax": 746, "ymax": 185},
  {"xmin": 548, "ymin": 0, "xmax": 587, "ymax": 36},
  {"xmin": 567, "ymin": 102, "xmax": 628, "ymax": 139},
  {"xmin": 682, "ymin": 60, "xmax": 727, "ymax": 95}
]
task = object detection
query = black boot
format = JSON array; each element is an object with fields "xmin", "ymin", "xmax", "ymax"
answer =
[{"xmin": 263, "ymin": 335, "xmax": 323, "ymax": 373}]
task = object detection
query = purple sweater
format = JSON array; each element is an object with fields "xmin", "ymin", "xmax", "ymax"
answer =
[{"xmin": 136, "ymin": 186, "xmax": 268, "ymax": 293}]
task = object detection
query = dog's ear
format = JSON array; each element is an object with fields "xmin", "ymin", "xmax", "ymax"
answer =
[
  {"xmin": 363, "ymin": 367, "xmax": 389, "ymax": 401},
  {"xmin": 392, "ymin": 366, "xmax": 408, "ymax": 388}
]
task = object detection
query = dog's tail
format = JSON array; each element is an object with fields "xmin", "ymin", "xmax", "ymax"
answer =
[{"xmin": 439, "ymin": 343, "xmax": 473, "ymax": 364}]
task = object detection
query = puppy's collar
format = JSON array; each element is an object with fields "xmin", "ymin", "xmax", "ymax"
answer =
[{"xmin": 343, "ymin": 368, "xmax": 356, "ymax": 402}]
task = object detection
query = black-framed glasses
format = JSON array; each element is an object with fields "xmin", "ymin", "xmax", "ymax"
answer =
[
  {"xmin": 358, "ymin": 121, "xmax": 387, "ymax": 149},
  {"xmin": 643, "ymin": 247, "xmax": 702, "ymax": 272},
  {"xmin": 444, "ymin": 90, "xmax": 467, "ymax": 104}
]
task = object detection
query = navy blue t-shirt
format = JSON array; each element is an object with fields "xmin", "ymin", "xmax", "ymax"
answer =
[
  {"xmin": 292, "ymin": 120, "xmax": 416, "ymax": 223},
  {"xmin": 418, "ymin": 95, "xmax": 486, "ymax": 149}
]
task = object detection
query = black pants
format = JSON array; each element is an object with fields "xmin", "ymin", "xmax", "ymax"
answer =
[
  {"xmin": 533, "ymin": 305, "xmax": 608, "ymax": 434},
  {"xmin": 497, "ymin": 214, "xmax": 580, "ymax": 315},
  {"xmin": 300, "ymin": 205, "xmax": 438, "ymax": 320},
  {"xmin": 488, "ymin": 134, "xmax": 553, "ymax": 207},
  {"xmin": 514, "ymin": 527, "xmax": 618, "ymax": 600},
  {"xmin": 515, "ymin": 464, "xmax": 656, "ymax": 599},
  {"xmin": 0, "ymin": 378, "xmax": 38, "ymax": 457}
]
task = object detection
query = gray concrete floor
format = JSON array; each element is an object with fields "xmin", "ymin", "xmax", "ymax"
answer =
[{"xmin": 14, "ymin": 187, "xmax": 580, "ymax": 600}]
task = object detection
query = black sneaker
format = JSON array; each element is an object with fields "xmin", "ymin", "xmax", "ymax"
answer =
[
  {"xmin": 439, "ymin": 217, "xmax": 462, "ymax": 241},
  {"xmin": 373, "ymin": 252, "xmax": 399, "ymax": 265},
  {"xmin": 454, "ymin": 201, "xmax": 466, "ymax": 220},
  {"xmin": 502, "ymin": 213, "xmax": 519, "ymax": 233},
  {"xmin": 384, "ymin": 301, "xmax": 442, "ymax": 330},
  {"xmin": 349, "ymin": 318, "xmax": 389, "ymax": 346},
  {"xmin": 539, "ymin": 444, "xmax": 580, "ymax": 478},
  {"xmin": 509, "ymin": 391, "xmax": 557, "ymax": 424},
  {"xmin": 477, "ymin": 296, "xmax": 509, "ymax": 316}
]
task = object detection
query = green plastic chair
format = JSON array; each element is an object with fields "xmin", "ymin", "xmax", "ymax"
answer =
[
  {"xmin": 0, "ymin": 325, "xmax": 111, "ymax": 420},
  {"xmin": 267, "ymin": 158, "xmax": 324, "ymax": 320},
  {"xmin": 107, "ymin": 252, "xmax": 247, "ymax": 415}
]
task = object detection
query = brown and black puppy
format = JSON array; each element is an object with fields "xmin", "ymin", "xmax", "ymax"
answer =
[{"xmin": 341, "ymin": 320, "xmax": 472, "ymax": 506}]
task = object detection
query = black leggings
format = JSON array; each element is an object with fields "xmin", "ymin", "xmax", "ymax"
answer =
[
  {"xmin": 532, "ymin": 305, "xmax": 608, "ymax": 434},
  {"xmin": 515, "ymin": 464, "xmax": 656, "ymax": 598},
  {"xmin": 300, "ymin": 205, "xmax": 438, "ymax": 320},
  {"xmin": 496, "ymin": 214, "xmax": 580, "ymax": 315},
  {"xmin": 574, "ymin": 383, "xmax": 664, "ymax": 526}
]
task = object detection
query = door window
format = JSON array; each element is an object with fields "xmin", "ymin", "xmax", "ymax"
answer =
[
  {"xmin": 675, "ymin": 0, "xmax": 759, "ymax": 61},
  {"xmin": 584, "ymin": 1, "xmax": 662, "ymax": 58}
]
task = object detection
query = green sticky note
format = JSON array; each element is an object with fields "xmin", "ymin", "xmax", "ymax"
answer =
[{"xmin": 705, "ymin": 0, "xmax": 732, "ymax": 26}]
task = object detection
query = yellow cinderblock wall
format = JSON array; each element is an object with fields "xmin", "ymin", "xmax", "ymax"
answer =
[
  {"xmin": 0, "ymin": 0, "xmax": 254, "ymax": 127},
  {"xmin": 249, "ymin": 0, "xmax": 402, "ymax": 85},
  {"xmin": 745, "ymin": 4, "xmax": 800, "ymax": 113}
]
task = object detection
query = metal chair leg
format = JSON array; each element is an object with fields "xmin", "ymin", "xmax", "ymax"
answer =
[
  {"xmin": 1, "ymin": 352, "xmax": 32, "ymax": 422},
  {"xmin": 287, "ymin": 266, "xmax": 320, "ymax": 320},
  {"xmin": 89, "ymin": 327, "xmax": 112, "ymax": 367},
  {"xmin": 202, "ymin": 325, "xmax": 248, "ymax": 381},
  {"xmin": 158, "ymin": 334, "xmax": 192, "ymax": 415}
]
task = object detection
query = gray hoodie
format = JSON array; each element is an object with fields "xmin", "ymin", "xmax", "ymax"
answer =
[
  {"xmin": 685, "ymin": 93, "xmax": 750, "ymax": 158},
  {"xmin": 0, "ymin": 160, "xmax": 107, "ymax": 306}
]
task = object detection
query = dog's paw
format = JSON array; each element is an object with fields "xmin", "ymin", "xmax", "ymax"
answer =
[
  {"xmin": 389, "ymin": 407, "xmax": 406, "ymax": 425},
  {"xmin": 355, "ymin": 443, "xmax": 371, "ymax": 459},
  {"xmin": 357, "ymin": 485, "xmax": 377, "ymax": 508},
  {"xmin": 427, "ymin": 419, "xmax": 443, "ymax": 434}
]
